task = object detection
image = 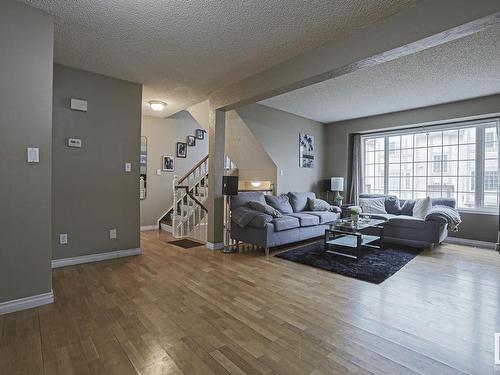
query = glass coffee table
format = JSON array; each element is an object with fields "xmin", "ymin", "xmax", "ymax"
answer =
[{"xmin": 324, "ymin": 218, "xmax": 385, "ymax": 260}]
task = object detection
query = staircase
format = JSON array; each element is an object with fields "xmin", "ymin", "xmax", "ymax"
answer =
[{"xmin": 159, "ymin": 155, "xmax": 237, "ymax": 242}]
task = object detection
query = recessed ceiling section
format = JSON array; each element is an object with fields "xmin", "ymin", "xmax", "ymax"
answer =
[
  {"xmin": 260, "ymin": 23, "xmax": 500, "ymax": 124},
  {"xmin": 22, "ymin": 0, "xmax": 418, "ymax": 118}
]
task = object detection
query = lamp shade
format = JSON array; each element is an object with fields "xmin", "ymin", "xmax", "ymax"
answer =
[
  {"xmin": 330, "ymin": 177, "xmax": 344, "ymax": 191},
  {"xmin": 222, "ymin": 176, "xmax": 239, "ymax": 196}
]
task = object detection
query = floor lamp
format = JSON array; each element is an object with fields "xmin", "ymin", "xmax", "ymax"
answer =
[{"xmin": 222, "ymin": 175, "xmax": 239, "ymax": 254}]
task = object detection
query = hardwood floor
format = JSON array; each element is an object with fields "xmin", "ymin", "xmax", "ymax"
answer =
[{"xmin": 1, "ymin": 230, "xmax": 499, "ymax": 374}]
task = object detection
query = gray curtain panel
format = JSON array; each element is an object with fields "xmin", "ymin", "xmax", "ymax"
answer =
[{"xmin": 349, "ymin": 134, "xmax": 363, "ymax": 205}]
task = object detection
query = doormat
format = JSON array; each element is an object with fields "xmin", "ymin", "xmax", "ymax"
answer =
[{"xmin": 169, "ymin": 239, "xmax": 204, "ymax": 249}]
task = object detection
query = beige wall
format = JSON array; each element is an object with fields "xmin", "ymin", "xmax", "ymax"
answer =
[
  {"xmin": 52, "ymin": 64, "xmax": 142, "ymax": 260},
  {"xmin": 0, "ymin": 1, "xmax": 54, "ymax": 302},
  {"xmin": 237, "ymin": 104, "xmax": 327, "ymax": 195},
  {"xmin": 325, "ymin": 94, "xmax": 500, "ymax": 242},
  {"xmin": 225, "ymin": 110, "xmax": 277, "ymax": 184},
  {"xmin": 140, "ymin": 112, "xmax": 208, "ymax": 226}
]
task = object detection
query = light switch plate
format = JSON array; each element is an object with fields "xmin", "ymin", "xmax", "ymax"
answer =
[
  {"xmin": 70, "ymin": 98, "xmax": 88, "ymax": 112},
  {"xmin": 156, "ymin": 169, "xmax": 162, "ymax": 175},
  {"xmin": 109, "ymin": 229, "xmax": 117, "ymax": 239},
  {"xmin": 59, "ymin": 233, "xmax": 68, "ymax": 245},
  {"xmin": 280, "ymin": 169, "xmax": 284, "ymax": 176},
  {"xmin": 125, "ymin": 162, "xmax": 132, "ymax": 172},
  {"xmin": 27, "ymin": 147, "xmax": 39, "ymax": 163}
]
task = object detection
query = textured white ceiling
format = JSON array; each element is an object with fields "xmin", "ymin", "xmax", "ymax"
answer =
[
  {"xmin": 260, "ymin": 23, "xmax": 500, "ymax": 123},
  {"xmin": 21, "ymin": 0, "xmax": 417, "ymax": 117}
]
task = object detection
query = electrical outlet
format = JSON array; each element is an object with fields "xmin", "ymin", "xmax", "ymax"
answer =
[
  {"xmin": 67, "ymin": 138, "xmax": 82, "ymax": 148},
  {"xmin": 59, "ymin": 233, "xmax": 68, "ymax": 245},
  {"xmin": 109, "ymin": 229, "xmax": 117, "ymax": 239},
  {"xmin": 125, "ymin": 162, "xmax": 132, "ymax": 172}
]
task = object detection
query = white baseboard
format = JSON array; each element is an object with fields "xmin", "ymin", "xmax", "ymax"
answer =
[
  {"xmin": 444, "ymin": 237, "xmax": 496, "ymax": 249},
  {"xmin": 0, "ymin": 291, "xmax": 54, "ymax": 316},
  {"xmin": 52, "ymin": 248, "xmax": 142, "ymax": 268},
  {"xmin": 160, "ymin": 223, "xmax": 172, "ymax": 233},
  {"xmin": 141, "ymin": 225, "xmax": 158, "ymax": 231},
  {"xmin": 206, "ymin": 242, "xmax": 224, "ymax": 250}
]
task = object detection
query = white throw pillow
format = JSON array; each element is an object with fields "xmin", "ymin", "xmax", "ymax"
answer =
[
  {"xmin": 413, "ymin": 196, "xmax": 432, "ymax": 218},
  {"xmin": 359, "ymin": 197, "xmax": 387, "ymax": 214}
]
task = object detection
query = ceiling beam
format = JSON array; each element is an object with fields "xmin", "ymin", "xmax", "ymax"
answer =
[{"xmin": 209, "ymin": 0, "xmax": 500, "ymax": 111}]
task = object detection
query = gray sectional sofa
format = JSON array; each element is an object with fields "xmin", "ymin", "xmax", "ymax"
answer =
[
  {"xmin": 230, "ymin": 192, "xmax": 340, "ymax": 255},
  {"xmin": 230, "ymin": 191, "xmax": 461, "ymax": 255},
  {"xmin": 358, "ymin": 194, "xmax": 459, "ymax": 248}
]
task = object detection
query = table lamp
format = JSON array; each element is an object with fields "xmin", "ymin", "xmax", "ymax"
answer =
[{"xmin": 330, "ymin": 177, "xmax": 344, "ymax": 206}]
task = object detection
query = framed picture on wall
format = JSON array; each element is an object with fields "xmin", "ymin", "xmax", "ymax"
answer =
[
  {"xmin": 299, "ymin": 133, "xmax": 315, "ymax": 168},
  {"xmin": 176, "ymin": 142, "xmax": 187, "ymax": 158},
  {"xmin": 195, "ymin": 129, "xmax": 205, "ymax": 140},
  {"xmin": 162, "ymin": 155, "xmax": 174, "ymax": 171},
  {"xmin": 187, "ymin": 135, "xmax": 196, "ymax": 146}
]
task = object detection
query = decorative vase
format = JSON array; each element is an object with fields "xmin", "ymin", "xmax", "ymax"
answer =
[{"xmin": 351, "ymin": 213, "xmax": 359, "ymax": 224}]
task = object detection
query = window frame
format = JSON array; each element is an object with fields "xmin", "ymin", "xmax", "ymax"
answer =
[{"xmin": 361, "ymin": 118, "xmax": 500, "ymax": 213}]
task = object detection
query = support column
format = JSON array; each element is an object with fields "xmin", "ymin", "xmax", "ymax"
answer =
[{"xmin": 206, "ymin": 108, "xmax": 226, "ymax": 249}]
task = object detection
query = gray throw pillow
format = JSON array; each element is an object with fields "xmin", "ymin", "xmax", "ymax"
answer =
[
  {"xmin": 330, "ymin": 205, "xmax": 341, "ymax": 213},
  {"xmin": 307, "ymin": 197, "xmax": 331, "ymax": 211},
  {"xmin": 400, "ymin": 200, "xmax": 415, "ymax": 216},
  {"xmin": 288, "ymin": 192, "xmax": 316, "ymax": 212},
  {"xmin": 385, "ymin": 196, "xmax": 401, "ymax": 215},
  {"xmin": 248, "ymin": 201, "xmax": 283, "ymax": 218},
  {"xmin": 265, "ymin": 194, "xmax": 294, "ymax": 214}
]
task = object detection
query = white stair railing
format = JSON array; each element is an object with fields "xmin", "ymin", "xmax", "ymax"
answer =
[
  {"xmin": 170, "ymin": 155, "xmax": 237, "ymax": 243},
  {"xmin": 171, "ymin": 157, "xmax": 209, "ymax": 241}
]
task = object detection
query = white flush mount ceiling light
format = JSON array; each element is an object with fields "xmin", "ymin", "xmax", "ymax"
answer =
[{"xmin": 149, "ymin": 100, "xmax": 167, "ymax": 111}]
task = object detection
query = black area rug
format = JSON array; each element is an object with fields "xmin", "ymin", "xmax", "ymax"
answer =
[
  {"xmin": 169, "ymin": 239, "xmax": 204, "ymax": 249},
  {"xmin": 275, "ymin": 241, "xmax": 423, "ymax": 284}
]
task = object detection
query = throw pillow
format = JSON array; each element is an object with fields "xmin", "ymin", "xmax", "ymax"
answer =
[
  {"xmin": 307, "ymin": 197, "xmax": 332, "ymax": 211},
  {"xmin": 359, "ymin": 197, "xmax": 387, "ymax": 214},
  {"xmin": 413, "ymin": 196, "xmax": 432, "ymax": 218},
  {"xmin": 385, "ymin": 196, "xmax": 401, "ymax": 215},
  {"xmin": 330, "ymin": 205, "xmax": 341, "ymax": 213},
  {"xmin": 400, "ymin": 199, "xmax": 416, "ymax": 216},
  {"xmin": 287, "ymin": 192, "xmax": 316, "ymax": 212},
  {"xmin": 248, "ymin": 201, "xmax": 282, "ymax": 218},
  {"xmin": 265, "ymin": 194, "xmax": 294, "ymax": 214}
]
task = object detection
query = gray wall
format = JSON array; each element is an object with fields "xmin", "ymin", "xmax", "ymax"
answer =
[
  {"xmin": 140, "ymin": 112, "xmax": 208, "ymax": 226},
  {"xmin": 237, "ymin": 104, "xmax": 327, "ymax": 195},
  {"xmin": 52, "ymin": 64, "xmax": 142, "ymax": 260},
  {"xmin": 325, "ymin": 94, "xmax": 500, "ymax": 242},
  {"xmin": 0, "ymin": 1, "xmax": 54, "ymax": 302}
]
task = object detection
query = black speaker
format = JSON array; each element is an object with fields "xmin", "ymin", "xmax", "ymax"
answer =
[{"xmin": 222, "ymin": 176, "xmax": 239, "ymax": 196}]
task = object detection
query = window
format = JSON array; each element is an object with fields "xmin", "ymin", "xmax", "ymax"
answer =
[
  {"xmin": 362, "ymin": 120, "xmax": 499, "ymax": 210},
  {"xmin": 433, "ymin": 155, "xmax": 448, "ymax": 174},
  {"xmin": 484, "ymin": 126, "xmax": 498, "ymax": 208},
  {"xmin": 363, "ymin": 137, "xmax": 385, "ymax": 194}
]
